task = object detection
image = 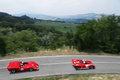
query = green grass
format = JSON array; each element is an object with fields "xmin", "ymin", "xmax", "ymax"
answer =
[
  {"xmin": 17, "ymin": 74, "xmax": 120, "ymax": 80},
  {"xmin": 35, "ymin": 21, "xmax": 78, "ymax": 33}
]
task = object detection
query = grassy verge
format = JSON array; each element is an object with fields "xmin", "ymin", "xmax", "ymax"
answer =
[
  {"xmin": 0, "ymin": 47, "xmax": 119, "ymax": 60},
  {"xmin": 18, "ymin": 74, "xmax": 120, "ymax": 80}
]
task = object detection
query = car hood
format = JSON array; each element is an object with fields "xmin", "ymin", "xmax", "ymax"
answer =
[{"xmin": 7, "ymin": 61, "xmax": 21, "ymax": 68}]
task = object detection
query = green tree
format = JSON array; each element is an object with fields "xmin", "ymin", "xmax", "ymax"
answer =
[
  {"xmin": 75, "ymin": 20, "xmax": 98, "ymax": 51},
  {"xmin": 74, "ymin": 15, "xmax": 120, "ymax": 53},
  {"xmin": 6, "ymin": 30, "xmax": 40, "ymax": 53},
  {"xmin": 0, "ymin": 34, "xmax": 6, "ymax": 56},
  {"xmin": 56, "ymin": 36, "xmax": 68, "ymax": 48}
]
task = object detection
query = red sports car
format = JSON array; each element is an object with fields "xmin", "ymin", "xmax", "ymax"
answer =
[
  {"xmin": 72, "ymin": 59, "xmax": 95, "ymax": 70},
  {"xmin": 7, "ymin": 61, "xmax": 39, "ymax": 73}
]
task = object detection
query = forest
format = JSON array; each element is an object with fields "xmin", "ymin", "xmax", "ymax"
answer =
[{"xmin": 0, "ymin": 12, "xmax": 120, "ymax": 56}]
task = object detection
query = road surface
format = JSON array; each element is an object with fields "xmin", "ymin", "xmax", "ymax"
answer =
[{"xmin": 0, "ymin": 55, "xmax": 120, "ymax": 80}]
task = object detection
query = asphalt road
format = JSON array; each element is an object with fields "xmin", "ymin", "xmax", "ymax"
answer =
[{"xmin": 0, "ymin": 55, "xmax": 120, "ymax": 80}]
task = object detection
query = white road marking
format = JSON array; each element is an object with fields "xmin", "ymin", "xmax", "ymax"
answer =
[
  {"xmin": 0, "ymin": 67, "xmax": 6, "ymax": 69},
  {"xmin": 1, "ymin": 61, "xmax": 120, "ymax": 69},
  {"xmin": 0, "ymin": 62, "xmax": 72, "ymax": 69},
  {"xmin": 93, "ymin": 62, "xmax": 120, "ymax": 64},
  {"xmin": 40, "ymin": 62, "xmax": 72, "ymax": 65}
]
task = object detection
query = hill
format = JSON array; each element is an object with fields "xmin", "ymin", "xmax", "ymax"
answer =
[
  {"xmin": 13, "ymin": 13, "xmax": 104, "ymax": 23},
  {"xmin": 1, "ymin": 12, "xmax": 120, "ymax": 56},
  {"xmin": 0, "ymin": 12, "xmax": 11, "ymax": 16},
  {"xmin": 14, "ymin": 13, "xmax": 57, "ymax": 20},
  {"xmin": 58, "ymin": 13, "xmax": 102, "ymax": 19},
  {"xmin": 0, "ymin": 12, "xmax": 34, "ymax": 24},
  {"xmin": 0, "ymin": 12, "xmax": 77, "ymax": 33}
]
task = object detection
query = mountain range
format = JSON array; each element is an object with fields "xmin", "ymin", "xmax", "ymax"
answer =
[
  {"xmin": 13, "ymin": 13, "xmax": 104, "ymax": 23},
  {"xmin": 14, "ymin": 13, "xmax": 102, "ymax": 20}
]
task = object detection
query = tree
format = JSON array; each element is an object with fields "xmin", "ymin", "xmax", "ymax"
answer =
[
  {"xmin": 6, "ymin": 30, "xmax": 40, "ymax": 53},
  {"xmin": 0, "ymin": 35, "xmax": 6, "ymax": 56},
  {"xmin": 56, "ymin": 36, "xmax": 68, "ymax": 48},
  {"xmin": 74, "ymin": 15, "xmax": 120, "ymax": 53},
  {"xmin": 75, "ymin": 20, "xmax": 98, "ymax": 51}
]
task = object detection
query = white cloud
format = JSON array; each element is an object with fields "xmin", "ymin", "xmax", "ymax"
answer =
[{"xmin": 0, "ymin": 0, "xmax": 120, "ymax": 16}]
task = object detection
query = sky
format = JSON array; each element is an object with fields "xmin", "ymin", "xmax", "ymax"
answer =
[{"xmin": 0, "ymin": 0, "xmax": 120, "ymax": 16}]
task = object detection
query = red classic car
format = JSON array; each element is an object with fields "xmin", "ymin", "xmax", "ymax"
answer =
[
  {"xmin": 72, "ymin": 59, "xmax": 95, "ymax": 70},
  {"xmin": 7, "ymin": 61, "xmax": 39, "ymax": 73}
]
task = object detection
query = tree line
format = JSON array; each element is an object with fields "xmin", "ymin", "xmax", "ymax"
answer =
[
  {"xmin": 74, "ymin": 15, "xmax": 120, "ymax": 53},
  {"xmin": 0, "ymin": 12, "xmax": 120, "ymax": 56}
]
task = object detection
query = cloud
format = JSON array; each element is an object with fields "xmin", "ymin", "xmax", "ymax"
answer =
[{"xmin": 0, "ymin": 0, "xmax": 120, "ymax": 16}]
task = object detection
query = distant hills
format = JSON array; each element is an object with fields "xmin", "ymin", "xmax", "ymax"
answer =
[
  {"xmin": 56, "ymin": 13, "xmax": 102, "ymax": 23},
  {"xmin": 57, "ymin": 13, "xmax": 102, "ymax": 19},
  {"xmin": 13, "ymin": 13, "xmax": 104, "ymax": 23},
  {"xmin": 1, "ymin": 12, "xmax": 106, "ymax": 23},
  {"xmin": 14, "ymin": 13, "xmax": 102, "ymax": 20},
  {"xmin": 14, "ymin": 13, "xmax": 57, "ymax": 20}
]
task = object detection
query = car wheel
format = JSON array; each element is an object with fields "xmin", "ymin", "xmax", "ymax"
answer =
[
  {"xmin": 76, "ymin": 67, "xmax": 80, "ymax": 70},
  {"xmin": 11, "ymin": 69, "xmax": 16, "ymax": 73},
  {"xmin": 90, "ymin": 66, "xmax": 94, "ymax": 69},
  {"xmin": 29, "ymin": 68, "xmax": 33, "ymax": 71}
]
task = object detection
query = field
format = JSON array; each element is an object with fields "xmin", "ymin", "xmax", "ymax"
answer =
[
  {"xmin": 18, "ymin": 74, "xmax": 120, "ymax": 80},
  {"xmin": 35, "ymin": 21, "xmax": 78, "ymax": 33}
]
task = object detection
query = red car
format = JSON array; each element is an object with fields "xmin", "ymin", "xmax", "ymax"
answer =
[
  {"xmin": 72, "ymin": 59, "xmax": 95, "ymax": 70},
  {"xmin": 7, "ymin": 61, "xmax": 39, "ymax": 73}
]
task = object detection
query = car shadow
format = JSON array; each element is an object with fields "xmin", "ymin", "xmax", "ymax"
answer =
[
  {"xmin": 72, "ymin": 65, "xmax": 95, "ymax": 71},
  {"xmin": 10, "ymin": 70, "xmax": 39, "ymax": 74}
]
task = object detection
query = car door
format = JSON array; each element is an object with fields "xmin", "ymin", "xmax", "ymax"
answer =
[
  {"xmin": 20, "ymin": 66, "xmax": 25, "ymax": 71},
  {"xmin": 20, "ymin": 64, "xmax": 28, "ymax": 71},
  {"xmin": 80, "ymin": 63, "xmax": 86, "ymax": 69},
  {"xmin": 77, "ymin": 61, "xmax": 86, "ymax": 69},
  {"xmin": 81, "ymin": 61, "xmax": 89, "ymax": 69}
]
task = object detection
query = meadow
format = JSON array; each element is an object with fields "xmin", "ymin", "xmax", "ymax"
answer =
[{"xmin": 35, "ymin": 21, "xmax": 78, "ymax": 33}]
